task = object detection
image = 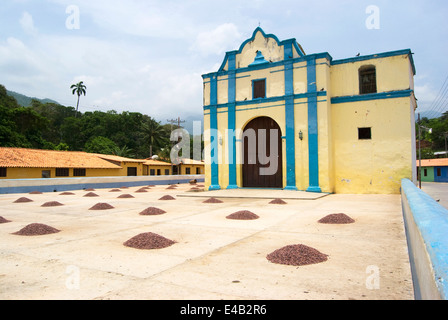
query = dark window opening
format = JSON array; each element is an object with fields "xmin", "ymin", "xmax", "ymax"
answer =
[
  {"xmin": 424, "ymin": 169, "xmax": 428, "ymax": 177},
  {"xmin": 186, "ymin": 168, "xmax": 191, "ymax": 174},
  {"xmin": 358, "ymin": 127, "xmax": 372, "ymax": 140},
  {"xmin": 127, "ymin": 167, "xmax": 137, "ymax": 176},
  {"xmin": 359, "ymin": 65, "xmax": 377, "ymax": 94},
  {"xmin": 42, "ymin": 170, "xmax": 51, "ymax": 178},
  {"xmin": 56, "ymin": 168, "xmax": 69, "ymax": 177},
  {"xmin": 253, "ymin": 79, "xmax": 266, "ymax": 99},
  {"xmin": 437, "ymin": 168, "xmax": 442, "ymax": 177},
  {"xmin": 150, "ymin": 169, "xmax": 155, "ymax": 176},
  {"xmin": 196, "ymin": 167, "xmax": 201, "ymax": 174},
  {"xmin": 73, "ymin": 168, "xmax": 86, "ymax": 177},
  {"xmin": 157, "ymin": 169, "xmax": 161, "ymax": 176},
  {"xmin": 0, "ymin": 167, "xmax": 7, "ymax": 177},
  {"xmin": 165, "ymin": 169, "xmax": 170, "ymax": 175}
]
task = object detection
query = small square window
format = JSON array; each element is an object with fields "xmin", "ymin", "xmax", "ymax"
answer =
[
  {"xmin": 73, "ymin": 168, "xmax": 86, "ymax": 177},
  {"xmin": 358, "ymin": 127, "xmax": 372, "ymax": 140},
  {"xmin": 150, "ymin": 169, "xmax": 155, "ymax": 176},
  {"xmin": 0, "ymin": 167, "xmax": 7, "ymax": 177},
  {"xmin": 253, "ymin": 79, "xmax": 266, "ymax": 99},
  {"xmin": 42, "ymin": 170, "xmax": 51, "ymax": 179},
  {"xmin": 165, "ymin": 169, "xmax": 170, "ymax": 175},
  {"xmin": 186, "ymin": 168, "xmax": 191, "ymax": 174},
  {"xmin": 56, "ymin": 168, "xmax": 69, "ymax": 177}
]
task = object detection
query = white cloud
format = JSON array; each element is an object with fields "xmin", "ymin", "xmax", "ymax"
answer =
[
  {"xmin": 19, "ymin": 11, "xmax": 38, "ymax": 36},
  {"xmin": 190, "ymin": 23, "xmax": 243, "ymax": 57}
]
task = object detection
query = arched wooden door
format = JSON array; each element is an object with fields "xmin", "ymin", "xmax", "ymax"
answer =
[{"xmin": 242, "ymin": 117, "xmax": 283, "ymax": 188}]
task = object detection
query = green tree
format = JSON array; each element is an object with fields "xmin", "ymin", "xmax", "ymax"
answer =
[
  {"xmin": 84, "ymin": 136, "xmax": 118, "ymax": 154},
  {"xmin": 70, "ymin": 81, "xmax": 87, "ymax": 117},
  {"xmin": 142, "ymin": 118, "xmax": 168, "ymax": 157},
  {"xmin": 112, "ymin": 145, "xmax": 134, "ymax": 158}
]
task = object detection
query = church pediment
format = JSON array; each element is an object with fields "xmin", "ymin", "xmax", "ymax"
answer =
[{"xmin": 218, "ymin": 27, "xmax": 305, "ymax": 72}]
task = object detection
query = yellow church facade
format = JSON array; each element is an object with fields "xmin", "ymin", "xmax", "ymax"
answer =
[{"xmin": 202, "ymin": 27, "xmax": 417, "ymax": 194}]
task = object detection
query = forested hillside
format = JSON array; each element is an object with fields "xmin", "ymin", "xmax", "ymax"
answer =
[
  {"xmin": 0, "ymin": 84, "xmax": 180, "ymax": 159},
  {"xmin": 417, "ymin": 113, "xmax": 448, "ymax": 159}
]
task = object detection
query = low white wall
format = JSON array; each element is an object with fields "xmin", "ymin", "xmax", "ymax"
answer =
[
  {"xmin": 0, "ymin": 175, "xmax": 205, "ymax": 194},
  {"xmin": 401, "ymin": 178, "xmax": 448, "ymax": 300}
]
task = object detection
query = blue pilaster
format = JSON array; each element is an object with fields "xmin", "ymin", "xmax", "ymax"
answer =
[
  {"xmin": 284, "ymin": 49, "xmax": 297, "ymax": 190},
  {"xmin": 227, "ymin": 53, "xmax": 238, "ymax": 189},
  {"xmin": 209, "ymin": 75, "xmax": 221, "ymax": 191},
  {"xmin": 306, "ymin": 57, "xmax": 322, "ymax": 193}
]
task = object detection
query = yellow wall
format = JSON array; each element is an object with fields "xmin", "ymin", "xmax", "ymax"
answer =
[
  {"xmin": 331, "ymin": 54, "xmax": 412, "ymax": 97},
  {"xmin": 146, "ymin": 165, "xmax": 172, "ymax": 176},
  {"xmin": 1, "ymin": 167, "xmax": 122, "ymax": 179},
  {"xmin": 331, "ymin": 97, "xmax": 414, "ymax": 194},
  {"xmin": 180, "ymin": 165, "xmax": 204, "ymax": 175}
]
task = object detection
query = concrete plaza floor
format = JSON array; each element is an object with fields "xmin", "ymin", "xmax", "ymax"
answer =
[{"xmin": 0, "ymin": 183, "xmax": 414, "ymax": 300}]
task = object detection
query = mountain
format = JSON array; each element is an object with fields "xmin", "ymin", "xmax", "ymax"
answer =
[{"xmin": 6, "ymin": 90, "xmax": 59, "ymax": 107}]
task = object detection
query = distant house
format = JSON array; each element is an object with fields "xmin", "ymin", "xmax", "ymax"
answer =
[
  {"xmin": 144, "ymin": 159, "xmax": 172, "ymax": 176},
  {"xmin": 0, "ymin": 148, "xmax": 122, "ymax": 179},
  {"xmin": 92, "ymin": 154, "xmax": 146, "ymax": 177},
  {"xmin": 0, "ymin": 148, "xmax": 205, "ymax": 180},
  {"xmin": 178, "ymin": 158, "xmax": 205, "ymax": 175},
  {"xmin": 418, "ymin": 158, "xmax": 448, "ymax": 183}
]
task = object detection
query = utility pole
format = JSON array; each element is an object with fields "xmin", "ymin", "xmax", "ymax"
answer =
[
  {"xmin": 417, "ymin": 113, "xmax": 433, "ymax": 189},
  {"xmin": 166, "ymin": 117, "xmax": 186, "ymax": 175},
  {"xmin": 167, "ymin": 117, "xmax": 186, "ymax": 130},
  {"xmin": 444, "ymin": 132, "xmax": 448, "ymax": 158},
  {"xmin": 418, "ymin": 113, "xmax": 421, "ymax": 189}
]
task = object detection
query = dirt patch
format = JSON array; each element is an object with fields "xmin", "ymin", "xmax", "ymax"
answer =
[
  {"xmin": 118, "ymin": 194, "xmax": 135, "ymax": 199},
  {"xmin": 135, "ymin": 188, "xmax": 148, "ymax": 193},
  {"xmin": 318, "ymin": 213, "xmax": 355, "ymax": 224},
  {"xmin": 166, "ymin": 186, "xmax": 177, "ymax": 190},
  {"xmin": 139, "ymin": 207, "xmax": 167, "ymax": 216},
  {"xmin": 84, "ymin": 192, "xmax": 99, "ymax": 197},
  {"xmin": 89, "ymin": 203, "xmax": 115, "ymax": 210},
  {"xmin": 0, "ymin": 216, "xmax": 11, "ymax": 224},
  {"xmin": 60, "ymin": 192, "xmax": 75, "ymax": 196},
  {"xmin": 123, "ymin": 232, "xmax": 176, "ymax": 250},
  {"xmin": 159, "ymin": 195, "xmax": 175, "ymax": 200},
  {"xmin": 13, "ymin": 197, "xmax": 33, "ymax": 203},
  {"xmin": 226, "ymin": 210, "xmax": 259, "ymax": 220},
  {"xmin": 85, "ymin": 188, "xmax": 95, "ymax": 191},
  {"xmin": 203, "ymin": 197, "xmax": 223, "ymax": 204},
  {"xmin": 269, "ymin": 198, "xmax": 287, "ymax": 204},
  {"xmin": 41, "ymin": 201, "xmax": 64, "ymax": 207},
  {"xmin": 267, "ymin": 244, "xmax": 328, "ymax": 266},
  {"xmin": 29, "ymin": 191, "xmax": 42, "ymax": 195},
  {"xmin": 109, "ymin": 189, "xmax": 121, "ymax": 192},
  {"xmin": 12, "ymin": 223, "xmax": 60, "ymax": 236}
]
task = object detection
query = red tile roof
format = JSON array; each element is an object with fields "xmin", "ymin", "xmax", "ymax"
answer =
[
  {"xmin": 0, "ymin": 148, "xmax": 122, "ymax": 169},
  {"xmin": 418, "ymin": 158, "xmax": 448, "ymax": 167}
]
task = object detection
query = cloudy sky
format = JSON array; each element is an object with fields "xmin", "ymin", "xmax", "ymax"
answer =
[{"xmin": 1, "ymin": 0, "xmax": 447, "ymax": 124}]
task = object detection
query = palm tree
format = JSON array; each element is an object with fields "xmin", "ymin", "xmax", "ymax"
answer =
[
  {"xmin": 70, "ymin": 81, "xmax": 87, "ymax": 117},
  {"xmin": 142, "ymin": 118, "xmax": 167, "ymax": 157},
  {"xmin": 112, "ymin": 145, "xmax": 134, "ymax": 158}
]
